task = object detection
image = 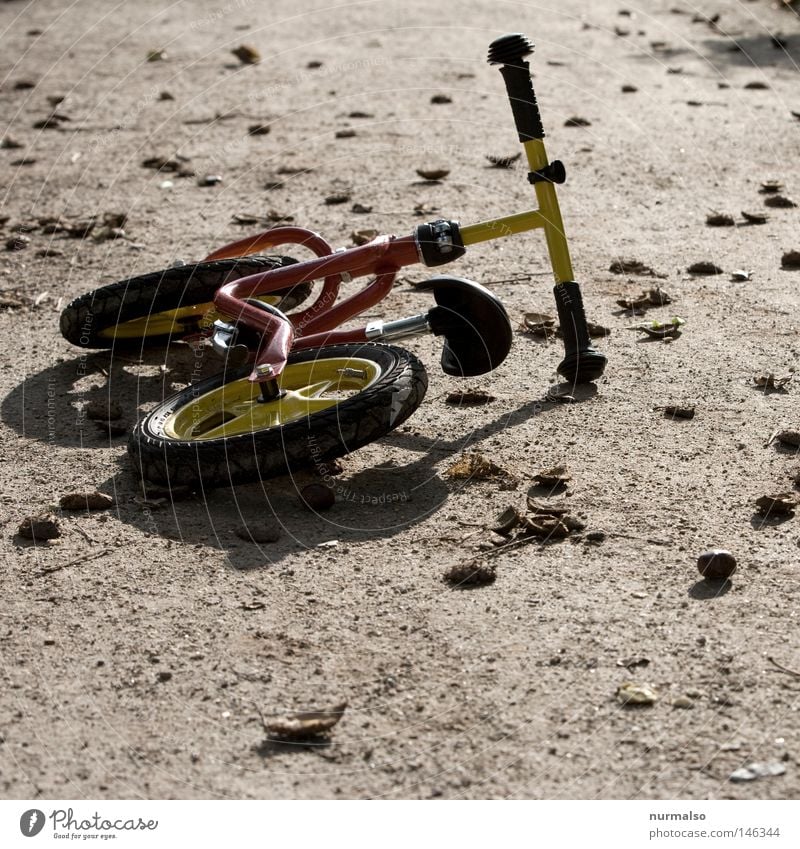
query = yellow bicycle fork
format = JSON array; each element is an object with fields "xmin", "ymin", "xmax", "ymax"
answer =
[{"xmin": 458, "ymin": 32, "xmax": 606, "ymax": 384}]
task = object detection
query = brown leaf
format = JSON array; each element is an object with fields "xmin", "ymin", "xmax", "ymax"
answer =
[
  {"xmin": 532, "ymin": 465, "xmax": 571, "ymax": 487},
  {"xmin": 59, "ymin": 491, "xmax": 115, "ymax": 511},
  {"xmin": 764, "ymin": 195, "xmax": 796, "ymax": 209},
  {"xmin": 609, "ymin": 258, "xmax": 658, "ymax": 276},
  {"xmin": 755, "ymin": 493, "xmax": 796, "ymax": 516},
  {"xmin": 445, "ymin": 451, "xmax": 509, "ymax": 481},
  {"xmin": 662, "ymin": 405, "xmax": 695, "ymax": 419},
  {"xmin": 444, "ymin": 560, "xmax": 496, "ymax": 586},
  {"xmin": 261, "ymin": 702, "xmax": 347, "ymax": 739},
  {"xmin": 486, "ymin": 153, "xmax": 521, "ymax": 168},
  {"xmin": 416, "ymin": 168, "xmax": 449, "ymax": 181},
  {"xmin": 687, "ymin": 261, "xmax": 723, "ymax": 275},
  {"xmin": 351, "ymin": 228, "xmax": 378, "ymax": 246},
  {"xmin": 445, "ymin": 390, "xmax": 495, "ymax": 406},
  {"xmin": 492, "ymin": 506, "xmax": 523, "ymax": 536},
  {"xmin": 706, "ymin": 212, "xmax": 735, "ymax": 226},
  {"xmin": 231, "ymin": 44, "xmax": 261, "ymax": 64},
  {"xmin": 18, "ymin": 514, "xmax": 60, "ymax": 541}
]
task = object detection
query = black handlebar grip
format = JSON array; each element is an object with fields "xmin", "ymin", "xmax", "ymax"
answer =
[
  {"xmin": 488, "ymin": 33, "xmax": 544, "ymax": 141},
  {"xmin": 553, "ymin": 281, "xmax": 607, "ymax": 383}
]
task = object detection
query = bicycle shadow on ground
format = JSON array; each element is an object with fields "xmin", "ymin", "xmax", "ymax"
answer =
[
  {"xmin": 701, "ymin": 33, "xmax": 800, "ymax": 70},
  {"xmin": 97, "ymin": 385, "xmax": 597, "ymax": 570},
  {"xmin": 1, "ymin": 345, "xmax": 228, "ymax": 448}
]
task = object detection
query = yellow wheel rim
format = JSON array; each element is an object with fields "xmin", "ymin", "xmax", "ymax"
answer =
[
  {"xmin": 163, "ymin": 356, "xmax": 381, "ymax": 441},
  {"xmin": 98, "ymin": 296, "xmax": 283, "ymax": 340}
]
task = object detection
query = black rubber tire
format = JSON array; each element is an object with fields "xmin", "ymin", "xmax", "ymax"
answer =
[
  {"xmin": 59, "ymin": 255, "xmax": 311, "ymax": 349},
  {"xmin": 129, "ymin": 343, "xmax": 428, "ymax": 487}
]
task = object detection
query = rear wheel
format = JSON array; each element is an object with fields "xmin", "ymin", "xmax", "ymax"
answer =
[
  {"xmin": 129, "ymin": 343, "xmax": 428, "ymax": 487},
  {"xmin": 59, "ymin": 256, "xmax": 311, "ymax": 349}
]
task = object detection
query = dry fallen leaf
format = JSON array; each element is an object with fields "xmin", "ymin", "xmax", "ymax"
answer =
[
  {"xmin": 445, "ymin": 451, "xmax": 508, "ymax": 481},
  {"xmin": 631, "ymin": 317, "xmax": 685, "ymax": 338},
  {"xmin": 231, "ymin": 44, "xmax": 261, "ymax": 64},
  {"xmin": 261, "ymin": 702, "xmax": 347, "ymax": 739},
  {"xmin": 753, "ymin": 373, "xmax": 792, "ymax": 392},
  {"xmin": 616, "ymin": 681, "xmax": 658, "ymax": 706},
  {"xmin": 781, "ymin": 250, "xmax": 800, "ymax": 269},
  {"xmin": 687, "ymin": 261, "xmax": 723, "ymax": 275},
  {"xmin": 445, "ymin": 390, "xmax": 496, "ymax": 406},
  {"xmin": 532, "ymin": 465, "xmax": 571, "ymax": 487},
  {"xmin": 492, "ymin": 506, "xmax": 523, "ymax": 536},
  {"xmin": 609, "ymin": 258, "xmax": 658, "ymax": 276},
  {"xmin": 443, "ymin": 560, "xmax": 497, "ymax": 586},
  {"xmin": 660, "ymin": 405, "xmax": 696, "ymax": 419},
  {"xmin": 18, "ymin": 514, "xmax": 61, "ymax": 541},
  {"xmin": 486, "ymin": 153, "xmax": 521, "ymax": 168},
  {"xmin": 764, "ymin": 195, "xmax": 796, "ymax": 209},
  {"xmin": 523, "ymin": 311, "xmax": 557, "ymax": 339},
  {"xmin": 775, "ymin": 430, "xmax": 800, "ymax": 448},
  {"xmin": 706, "ymin": 212, "xmax": 735, "ymax": 226},
  {"xmin": 351, "ymin": 228, "xmax": 378, "ymax": 246},
  {"xmin": 416, "ymin": 168, "xmax": 449, "ymax": 181},
  {"xmin": 755, "ymin": 493, "xmax": 797, "ymax": 517},
  {"xmin": 59, "ymin": 491, "xmax": 115, "ymax": 511}
]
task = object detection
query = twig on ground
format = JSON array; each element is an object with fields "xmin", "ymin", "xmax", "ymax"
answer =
[
  {"xmin": 39, "ymin": 547, "xmax": 114, "ymax": 576},
  {"xmin": 767, "ymin": 656, "xmax": 800, "ymax": 679}
]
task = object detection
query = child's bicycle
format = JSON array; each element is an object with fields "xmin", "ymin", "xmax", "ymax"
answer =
[{"xmin": 60, "ymin": 33, "xmax": 607, "ymax": 488}]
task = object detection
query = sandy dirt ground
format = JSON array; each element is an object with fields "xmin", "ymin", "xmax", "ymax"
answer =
[{"xmin": 1, "ymin": 0, "xmax": 800, "ymax": 800}]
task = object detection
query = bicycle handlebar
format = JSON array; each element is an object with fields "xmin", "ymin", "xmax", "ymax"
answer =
[{"xmin": 488, "ymin": 33, "xmax": 544, "ymax": 141}]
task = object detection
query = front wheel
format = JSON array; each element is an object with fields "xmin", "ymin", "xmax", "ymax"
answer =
[{"xmin": 129, "ymin": 343, "xmax": 428, "ymax": 487}]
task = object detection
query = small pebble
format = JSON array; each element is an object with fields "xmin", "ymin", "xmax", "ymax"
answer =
[
  {"xmin": 697, "ymin": 549, "xmax": 736, "ymax": 580},
  {"xmin": 198, "ymin": 175, "xmax": 223, "ymax": 187},
  {"xmin": 300, "ymin": 483, "xmax": 335, "ymax": 511}
]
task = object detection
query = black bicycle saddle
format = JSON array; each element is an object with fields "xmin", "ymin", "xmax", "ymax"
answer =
[{"xmin": 418, "ymin": 275, "xmax": 513, "ymax": 377}]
